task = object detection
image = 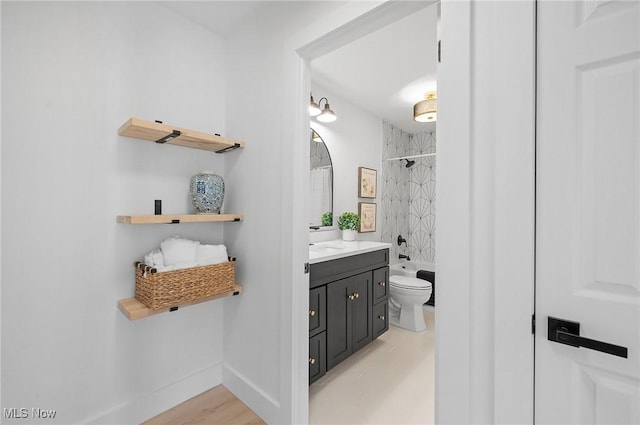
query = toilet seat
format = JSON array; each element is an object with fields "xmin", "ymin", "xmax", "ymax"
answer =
[{"xmin": 389, "ymin": 275, "xmax": 432, "ymax": 290}]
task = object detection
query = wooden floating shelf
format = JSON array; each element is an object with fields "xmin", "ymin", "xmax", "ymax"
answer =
[
  {"xmin": 118, "ymin": 284, "xmax": 244, "ymax": 320},
  {"xmin": 118, "ymin": 117, "xmax": 245, "ymax": 153},
  {"xmin": 117, "ymin": 214, "xmax": 244, "ymax": 224}
]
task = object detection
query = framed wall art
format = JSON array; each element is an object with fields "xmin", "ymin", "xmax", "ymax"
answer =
[
  {"xmin": 358, "ymin": 202, "xmax": 376, "ymax": 233},
  {"xmin": 358, "ymin": 167, "xmax": 377, "ymax": 198}
]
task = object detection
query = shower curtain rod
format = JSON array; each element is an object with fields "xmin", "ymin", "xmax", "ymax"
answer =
[{"xmin": 385, "ymin": 153, "xmax": 436, "ymax": 161}]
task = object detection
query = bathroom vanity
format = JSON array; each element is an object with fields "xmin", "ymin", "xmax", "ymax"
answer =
[{"xmin": 308, "ymin": 241, "xmax": 391, "ymax": 384}]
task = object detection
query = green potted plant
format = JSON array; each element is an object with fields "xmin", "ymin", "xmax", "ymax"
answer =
[
  {"xmin": 321, "ymin": 211, "xmax": 333, "ymax": 227},
  {"xmin": 337, "ymin": 211, "xmax": 361, "ymax": 241}
]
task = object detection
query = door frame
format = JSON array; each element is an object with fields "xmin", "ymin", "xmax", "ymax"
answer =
[
  {"xmin": 436, "ymin": 0, "xmax": 536, "ymax": 423},
  {"xmin": 281, "ymin": 1, "xmax": 536, "ymax": 423},
  {"xmin": 435, "ymin": 1, "xmax": 536, "ymax": 422}
]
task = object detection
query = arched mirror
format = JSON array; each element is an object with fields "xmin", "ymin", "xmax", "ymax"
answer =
[{"xmin": 309, "ymin": 128, "xmax": 334, "ymax": 228}]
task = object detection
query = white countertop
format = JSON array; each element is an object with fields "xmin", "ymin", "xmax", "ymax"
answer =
[{"xmin": 309, "ymin": 240, "xmax": 392, "ymax": 264}]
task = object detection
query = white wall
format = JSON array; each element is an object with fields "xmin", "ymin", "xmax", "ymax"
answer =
[
  {"xmin": 222, "ymin": 2, "xmax": 398, "ymax": 423},
  {"xmin": 309, "ymin": 82, "xmax": 383, "ymax": 243},
  {"xmin": 221, "ymin": 4, "xmax": 326, "ymax": 422},
  {"xmin": 0, "ymin": 2, "xmax": 4, "ymax": 414},
  {"xmin": 220, "ymin": 8, "xmax": 288, "ymax": 421},
  {"xmin": 2, "ymin": 3, "xmax": 231, "ymax": 423}
]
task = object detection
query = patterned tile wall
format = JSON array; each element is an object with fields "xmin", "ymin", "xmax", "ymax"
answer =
[
  {"xmin": 380, "ymin": 122, "xmax": 410, "ymax": 262},
  {"xmin": 380, "ymin": 121, "xmax": 436, "ymax": 264},
  {"xmin": 408, "ymin": 131, "xmax": 436, "ymax": 264}
]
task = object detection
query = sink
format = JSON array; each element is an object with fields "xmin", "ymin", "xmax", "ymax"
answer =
[
  {"xmin": 308, "ymin": 244, "xmax": 342, "ymax": 259},
  {"xmin": 309, "ymin": 245, "xmax": 341, "ymax": 252}
]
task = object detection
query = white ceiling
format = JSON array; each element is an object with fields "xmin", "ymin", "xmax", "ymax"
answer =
[
  {"xmin": 311, "ymin": 4, "xmax": 439, "ymax": 134},
  {"xmin": 157, "ymin": 1, "xmax": 438, "ymax": 134},
  {"xmin": 157, "ymin": 1, "xmax": 332, "ymax": 38},
  {"xmin": 157, "ymin": 1, "xmax": 269, "ymax": 38}
]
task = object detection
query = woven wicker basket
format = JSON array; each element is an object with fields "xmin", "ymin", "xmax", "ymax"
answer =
[{"xmin": 134, "ymin": 257, "xmax": 236, "ymax": 310}]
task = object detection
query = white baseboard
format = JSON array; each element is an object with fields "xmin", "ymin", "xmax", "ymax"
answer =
[
  {"xmin": 222, "ymin": 364, "xmax": 280, "ymax": 424},
  {"xmin": 85, "ymin": 363, "xmax": 222, "ymax": 425}
]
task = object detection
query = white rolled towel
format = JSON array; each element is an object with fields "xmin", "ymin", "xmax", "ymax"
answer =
[
  {"xmin": 196, "ymin": 244, "xmax": 229, "ymax": 266},
  {"xmin": 144, "ymin": 248, "xmax": 165, "ymax": 268},
  {"xmin": 160, "ymin": 236, "xmax": 200, "ymax": 266},
  {"xmin": 152, "ymin": 249, "xmax": 164, "ymax": 267},
  {"xmin": 144, "ymin": 252, "xmax": 154, "ymax": 267}
]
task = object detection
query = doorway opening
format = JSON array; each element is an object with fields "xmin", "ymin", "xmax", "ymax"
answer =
[{"xmin": 302, "ymin": 2, "xmax": 439, "ymax": 423}]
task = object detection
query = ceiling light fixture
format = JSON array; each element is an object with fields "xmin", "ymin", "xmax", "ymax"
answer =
[
  {"xmin": 309, "ymin": 94, "xmax": 321, "ymax": 117},
  {"xmin": 413, "ymin": 91, "xmax": 437, "ymax": 123}
]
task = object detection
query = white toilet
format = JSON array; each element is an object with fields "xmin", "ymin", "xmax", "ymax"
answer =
[{"xmin": 388, "ymin": 275, "xmax": 432, "ymax": 332}]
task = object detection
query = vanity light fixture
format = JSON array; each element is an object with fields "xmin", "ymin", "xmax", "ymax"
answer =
[
  {"xmin": 310, "ymin": 93, "xmax": 337, "ymax": 122},
  {"xmin": 316, "ymin": 97, "xmax": 337, "ymax": 123},
  {"xmin": 413, "ymin": 91, "xmax": 437, "ymax": 123},
  {"xmin": 309, "ymin": 94, "xmax": 321, "ymax": 117}
]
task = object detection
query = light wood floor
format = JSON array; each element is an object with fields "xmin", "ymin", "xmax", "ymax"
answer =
[{"xmin": 143, "ymin": 385, "xmax": 265, "ymax": 425}]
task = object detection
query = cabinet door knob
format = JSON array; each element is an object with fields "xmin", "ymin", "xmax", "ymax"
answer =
[
  {"xmin": 309, "ymin": 310, "xmax": 316, "ymax": 317},
  {"xmin": 309, "ymin": 358, "xmax": 316, "ymax": 365},
  {"xmin": 378, "ymin": 281, "xmax": 386, "ymax": 287},
  {"xmin": 379, "ymin": 315, "xmax": 385, "ymax": 321},
  {"xmin": 348, "ymin": 294, "xmax": 355, "ymax": 300},
  {"xmin": 354, "ymin": 293, "xmax": 359, "ymax": 299}
]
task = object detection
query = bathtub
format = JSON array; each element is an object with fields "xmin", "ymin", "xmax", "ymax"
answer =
[
  {"xmin": 389, "ymin": 261, "xmax": 435, "ymax": 277},
  {"xmin": 389, "ymin": 261, "xmax": 436, "ymax": 306}
]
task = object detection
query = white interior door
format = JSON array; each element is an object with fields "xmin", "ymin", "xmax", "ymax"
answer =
[{"xmin": 536, "ymin": 1, "xmax": 640, "ymax": 423}]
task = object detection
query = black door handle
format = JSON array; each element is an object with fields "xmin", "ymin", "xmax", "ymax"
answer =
[{"xmin": 548, "ymin": 317, "xmax": 628, "ymax": 358}]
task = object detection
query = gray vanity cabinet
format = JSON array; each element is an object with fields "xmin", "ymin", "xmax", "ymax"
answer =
[
  {"xmin": 309, "ymin": 286, "xmax": 326, "ymax": 384},
  {"xmin": 309, "ymin": 286, "xmax": 326, "ymax": 337},
  {"xmin": 309, "ymin": 332, "xmax": 326, "ymax": 384},
  {"xmin": 372, "ymin": 267, "xmax": 390, "ymax": 338},
  {"xmin": 372, "ymin": 267, "xmax": 389, "ymax": 303},
  {"xmin": 326, "ymin": 272, "xmax": 372, "ymax": 370},
  {"xmin": 309, "ymin": 249, "xmax": 389, "ymax": 384},
  {"xmin": 372, "ymin": 298, "xmax": 389, "ymax": 338}
]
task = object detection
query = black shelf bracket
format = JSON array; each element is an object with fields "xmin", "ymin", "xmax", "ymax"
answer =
[
  {"xmin": 233, "ymin": 217, "xmax": 241, "ymax": 222},
  {"xmin": 166, "ymin": 219, "xmax": 180, "ymax": 224},
  {"xmin": 215, "ymin": 142, "xmax": 241, "ymax": 154},
  {"xmin": 156, "ymin": 129, "xmax": 181, "ymax": 144},
  {"xmin": 169, "ymin": 306, "xmax": 178, "ymax": 312}
]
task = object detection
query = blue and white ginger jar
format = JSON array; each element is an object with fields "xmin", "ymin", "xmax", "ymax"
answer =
[{"xmin": 190, "ymin": 170, "xmax": 224, "ymax": 214}]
